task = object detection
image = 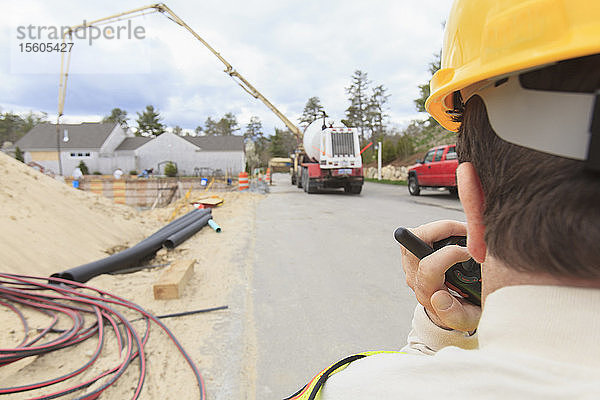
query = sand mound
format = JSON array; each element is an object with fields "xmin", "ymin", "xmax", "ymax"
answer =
[
  {"xmin": 0, "ymin": 152, "xmax": 149, "ymax": 277},
  {"xmin": 0, "ymin": 151, "xmax": 263, "ymax": 398}
]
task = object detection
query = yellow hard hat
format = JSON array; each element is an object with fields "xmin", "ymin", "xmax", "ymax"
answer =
[{"xmin": 426, "ymin": 0, "xmax": 600, "ymax": 132}]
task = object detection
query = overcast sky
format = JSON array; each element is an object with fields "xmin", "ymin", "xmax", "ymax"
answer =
[{"xmin": 0, "ymin": 0, "xmax": 454, "ymax": 136}]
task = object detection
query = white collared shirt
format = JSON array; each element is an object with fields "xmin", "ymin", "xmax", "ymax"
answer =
[{"xmin": 320, "ymin": 285, "xmax": 600, "ymax": 399}]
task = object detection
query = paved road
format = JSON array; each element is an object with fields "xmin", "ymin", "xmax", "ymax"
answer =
[{"xmin": 251, "ymin": 173, "xmax": 465, "ymax": 399}]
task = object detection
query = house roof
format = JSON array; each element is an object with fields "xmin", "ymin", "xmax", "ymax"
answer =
[
  {"xmin": 183, "ymin": 135, "xmax": 244, "ymax": 151},
  {"xmin": 15, "ymin": 122, "xmax": 118, "ymax": 150},
  {"xmin": 115, "ymin": 136, "xmax": 152, "ymax": 151}
]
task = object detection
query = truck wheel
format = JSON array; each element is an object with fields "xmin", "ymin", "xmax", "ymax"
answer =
[
  {"xmin": 408, "ymin": 176, "xmax": 420, "ymax": 196},
  {"xmin": 302, "ymin": 169, "xmax": 308, "ymax": 192},
  {"xmin": 350, "ymin": 184, "xmax": 362, "ymax": 194},
  {"xmin": 449, "ymin": 187, "xmax": 458, "ymax": 197},
  {"xmin": 306, "ymin": 179, "xmax": 318, "ymax": 194},
  {"xmin": 291, "ymin": 174, "xmax": 296, "ymax": 185},
  {"xmin": 297, "ymin": 170, "xmax": 303, "ymax": 188}
]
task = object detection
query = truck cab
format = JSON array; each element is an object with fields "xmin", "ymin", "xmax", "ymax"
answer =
[{"xmin": 407, "ymin": 144, "xmax": 458, "ymax": 196}]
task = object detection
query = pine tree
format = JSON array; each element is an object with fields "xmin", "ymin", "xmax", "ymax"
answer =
[
  {"xmin": 0, "ymin": 111, "xmax": 46, "ymax": 144},
  {"xmin": 203, "ymin": 117, "xmax": 219, "ymax": 136},
  {"xmin": 135, "ymin": 105, "xmax": 166, "ymax": 137},
  {"xmin": 368, "ymin": 84, "xmax": 390, "ymax": 144},
  {"xmin": 414, "ymin": 51, "xmax": 441, "ymax": 115},
  {"xmin": 269, "ymin": 128, "xmax": 296, "ymax": 158},
  {"xmin": 203, "ymin": 113, "xmax": 240, "ymax": 136},
  {"xmin": 299, "ymin": 97, "xmax": 324, "ymax": 127},
  {"xmin": 102, "ymin": 108, "xmax": 128, "ymax": 128},
  {"xmin": 344, "ymin": 70, "xmax": 371, "ymax": 141},
  {"xmin": 407, "ymin": 51, "xmax": 454, "ymax": 151},
  {"xmin": 244, "ymin": 116, "xmax": 263, "ymax": 142},
  {"xmin": 216, "ymin": 112, "xmax": 239, "ymax": 136}
]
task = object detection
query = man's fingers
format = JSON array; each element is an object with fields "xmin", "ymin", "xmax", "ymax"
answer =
[
  {"xmin": 400, "ymin": 248, "xmax": 419, "ymax": 288},
  {"xmin": 412, "ymin": 220, "xmax": 467, "ymax": 246},
  {"xmin": 398, "ymin": 221, "xmax": 466, "ymax": 291},
  {"xmin": 414, "ymin": 245, "xmax": 471, "ymax": 308},
  {"xmin": 430, "ymin": 290, "xmax": 481, "ymax": 332}
]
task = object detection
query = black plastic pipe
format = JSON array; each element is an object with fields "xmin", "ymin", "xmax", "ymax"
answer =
[
  {"xmin": 163, "ymin": 213, "xmax": 212, "ymax": 249},
  {"xmin": 52, "ymin": 209, "xmax": 212, "ymax": 283},
  {"xmin": 139, "ymin": 209, "xmax": 211, "ymax": 244}
]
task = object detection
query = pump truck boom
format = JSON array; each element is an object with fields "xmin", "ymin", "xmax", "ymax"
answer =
[
  {"xmin": 57, "ymin": 3, "xmax": 363, "ymax": 194},
  {"xmin": 57, "ymin": 3, "xmax": 302, "ymax": 139}
]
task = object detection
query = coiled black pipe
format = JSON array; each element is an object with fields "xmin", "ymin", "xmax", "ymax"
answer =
[
  {"xmin": 51, "ymin": 209, "xmax": 212, "ymax": 283},
  {"xmin": 164, "ymin": 213, "xmax": 212, "ymax": 249}
]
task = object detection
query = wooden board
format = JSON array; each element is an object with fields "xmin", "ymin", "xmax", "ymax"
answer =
[
  {"xmin": 194, "ymin": 196, "xmax": 224, "ymax": 206},
  {"xmin": 153, "ymin": 259, "xmax": 195, "ymax": 300}
]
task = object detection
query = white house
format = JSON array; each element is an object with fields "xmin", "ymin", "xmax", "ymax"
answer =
[
  {"xmin": 15, "ymin": 123, "xmax": 246, "ymax": 176},
  {"xmin": 135, "ymin": 132, "xmax": 245, "ymax": 176},
  {"xmin": 15, "ymin": 122, "xmax": 129, "ymax": 175}
]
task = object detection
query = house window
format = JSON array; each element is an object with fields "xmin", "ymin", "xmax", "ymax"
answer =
[{"xmin": 70, "ymin": 152, "xmax": 91, "ymax": 158}]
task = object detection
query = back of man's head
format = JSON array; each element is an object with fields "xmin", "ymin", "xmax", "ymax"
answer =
[
  {"xmin": 424, "ymin": 0, "xmax": 600, "ymax": 279},
  {"xmin": 456, "ymin": 54, "xmax": 600, "ymax": 279}
]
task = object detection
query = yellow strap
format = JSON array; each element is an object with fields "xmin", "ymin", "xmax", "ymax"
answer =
[
  {"xmin": 168, "ymin": 186, "xmax": 193, "ymax": 221},
  {"xmin": 285, "ymin": 351, "xmax": 402, "ymax": 400}
]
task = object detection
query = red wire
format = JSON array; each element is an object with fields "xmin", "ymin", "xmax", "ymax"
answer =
[
  {"xmin": 0, "ymin": 283, "xmax": 134, "ymax": 397},
  {"xmin": 0, "ymin": 299, "xmax": 29, "ymax": 347},
  {"xmin": 0, "ymin": 273, "xmax": 205, "ymax": 399}
]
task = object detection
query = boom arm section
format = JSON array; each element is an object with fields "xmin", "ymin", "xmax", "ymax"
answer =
[{"xmin": 57, "ymin": 3, "xmax": 303, "ymax": 141}]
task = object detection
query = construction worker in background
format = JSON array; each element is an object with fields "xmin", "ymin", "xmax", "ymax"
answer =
[
  {"xmin": 138, "ymin": 168, "xmax": 153, "ymax": 178},
  {"xmin": 286, "ymin": 0, "xmax": 600, "ymax": 398}
]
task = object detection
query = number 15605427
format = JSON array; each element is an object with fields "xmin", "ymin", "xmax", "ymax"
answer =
[{"xmin": 19, "ymin": 42, "xmax": 74, "ymax": 53}]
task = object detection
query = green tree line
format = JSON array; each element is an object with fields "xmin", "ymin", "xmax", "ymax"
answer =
[{"xmin": 0, "ymin": 110, "xmax": 47, "ymax": 145}]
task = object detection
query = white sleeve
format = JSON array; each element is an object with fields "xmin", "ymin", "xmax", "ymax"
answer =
[{"xmin": 400, "ymin": 305, "xmax": 478, "ymax": 355}]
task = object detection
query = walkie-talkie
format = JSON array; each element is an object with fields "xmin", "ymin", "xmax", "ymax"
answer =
[{"xmin": 394, "ymin": 227, "xmax": 481, "ymax": 306}]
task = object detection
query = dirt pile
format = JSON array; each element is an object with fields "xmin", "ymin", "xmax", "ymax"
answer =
[
  {"xmin": 0, "ymin": 152, "xmax": 151, "ymax": 276},
  {"xmin": 0, "ymin": 151, "xmax": 263, "ymax": 398}
]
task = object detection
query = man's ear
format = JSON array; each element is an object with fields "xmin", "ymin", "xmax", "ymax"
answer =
[{"xmin": 457, "ymin": 162, "xmax": 487, "ymax": 263}]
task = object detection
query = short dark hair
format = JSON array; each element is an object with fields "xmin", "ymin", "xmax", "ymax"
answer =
[{"xmin": 457, "ymin": 95, "xmax": 600, "ymax": 279}]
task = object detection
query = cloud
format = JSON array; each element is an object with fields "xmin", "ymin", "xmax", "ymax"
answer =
[{"xmin": 1, "ymin": 0, "xmax": 453, "ymax": 136}]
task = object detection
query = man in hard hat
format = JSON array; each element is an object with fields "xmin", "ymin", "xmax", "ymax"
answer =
[{"xmin": 286, "ymin": 0, "xmax": 599, "ymax": 398}]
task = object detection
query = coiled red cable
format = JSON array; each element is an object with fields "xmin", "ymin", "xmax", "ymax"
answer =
[{"xmin": 0, "ymin": 273, "xmax": 206, "ymax": 399}]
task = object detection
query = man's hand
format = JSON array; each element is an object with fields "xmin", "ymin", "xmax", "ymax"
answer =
[{"xmin": 400, "ymin": 220, "xmax": 481, "ymax": 332}]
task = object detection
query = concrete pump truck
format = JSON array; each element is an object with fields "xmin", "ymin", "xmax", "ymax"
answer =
[
  {"xmin": 57, "ymin": 3, "xmax": 363, "ymax": 194},
  {"xmin": 292, "ymin": 113, "xmax": 363, "ymax": 194}
]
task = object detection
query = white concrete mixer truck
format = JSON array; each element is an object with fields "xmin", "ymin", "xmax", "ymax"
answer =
[{"xmin": 293, "ymin": 115, "xmax": 364, "ymax": 194}]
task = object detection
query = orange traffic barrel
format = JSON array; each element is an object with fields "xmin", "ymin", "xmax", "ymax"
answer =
[{"xmin": 238, "ymin": 172, "xmax": 249, "ymax": 191}]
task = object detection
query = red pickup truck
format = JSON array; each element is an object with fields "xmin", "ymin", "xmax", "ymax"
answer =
[{"xmin": 407, "ymin": 144, "xmax": 458, "ymax": 196}]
